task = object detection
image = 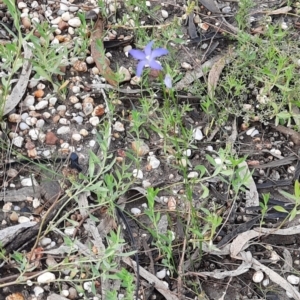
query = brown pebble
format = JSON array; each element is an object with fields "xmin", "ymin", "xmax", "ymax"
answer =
[
  {"xmin": 58, "ymin": 20, "xmax": 69, "ymax": 31},
  {"xmin": 45, "ymin": 132, "xmax": 59, "ymax": 145},
  {"xmin": 10, "ymin": 211, "xmax": 19, "ymax": 222}
]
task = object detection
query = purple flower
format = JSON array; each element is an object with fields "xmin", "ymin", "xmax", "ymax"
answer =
[
  {"xmin": 129, "ymin": 41, "xmax": 169, "ymax": 77},
  {"xmin": 164, "ymin": 74, "xmax": 172, "ymax": 88}
]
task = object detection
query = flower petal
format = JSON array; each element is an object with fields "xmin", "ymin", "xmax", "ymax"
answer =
[
  {"xmin": 136, "ymin": 60, "xmax": 147, "ymax": 77},
  {"xmin": 144, "ymin": 41, "xmax": 154, "ymax": 57},
  {"xmin": 129, "ymin": 49, "xmax": 146, "ymax": 60},
  {"xmin": 148, "ymin": 59, "xmax": 163, "ymax": 70},
  {"xmin": 164, "ymin": 74, "xmax": 172, "ymax": 88},
  {"xmin": 151, "ymin": 48, "xmax": 169, "ymax": 58}
]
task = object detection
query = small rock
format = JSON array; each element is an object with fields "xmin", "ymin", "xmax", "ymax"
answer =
[
  {"xmin": 181, "ymin": 62, "xmax": 192, "ymax": 70},
  {"xmin": 34, "ymin": 286, "xmax": 44, "ymax": 297},
  {"xmin": 93, "ymin": 105, "xmax": 105, "ymax": 117},
  {"xmin": 19, "ymin": 122, "xmax": 30, "ymax": 130},
  {"xmin": 18, "ymin": 216, "xmax": 31, "ymax": 223},
  {"xmin": 7, "ymin": 168, "xmax": 18, "ymax": 177},
  {"xmin": 37, "ymin": 272, "xmax": 56, "ymax": 284},
  {"xmin": 35, "ymin": 100, "xmax": 48, "ymax": 110},
  {"xmin": 36, "ymin": 119, "xmax": 45, "ymax": 128},
  {"xmin": 187, "ymin": 171, "xmax": 198, "ymax": 178},
  {"xmin": 287, "ymin": 274, "xmax": 300, "ymax": 285},
  {"xmin": 68, "ymin": 287, "xmax": 78, "ymax": 299},
  {"xmin": 113, "ymin": 121, "xmax": 125, "ymax": 132},
  {"xmin": 72, "ymin": 133, "xmax": 82, "ymax": 141},
  {"xmin": 156, "ymin": 268, "xmax": 167, "ymax": 279},
  {"xmin": 3, "ymin": 202, "xmax": 13, "ymax": 212},
  {"xmin": 123, "ymin": 45, "xmax": 132, "ymax": 54},
  {"xmin": 89, "ymin": 116, "xmax": 100, "ymax": 126},
  {"xmin": 161, "ymin": 10, "xmax": 168, "ymax": 18},
  {"xmin": 252, "ymin": 270, "xmax": 264, "ymax": 283},
  {"xmin": 8, "ymin": 113, "xmax": 22, "ymax": 123},
  {"xmin": 45, "ymin": 132, "xmax": 58, "ymax": 145},
  {"xmin": 131, "ymin": 208, "xmax": 141, "ymax": 215},
  {"xmin": 40, "ymin": 237, "xmax": 52, "ymax": 247},
  {"xmin": 21, "ymin": 177, "xmax": 38, "ymax": 187},
  {"xmin": 12, "ymin": 136, "xmax": 24, "ymax": 147},
  {"xmin": 10, "ymin": 211, "xmax": 19, "ymax": 222},
  {"xmin": 73, "ymin": 60, "xmax": 87, "ymax": 72},
  {"xmin": 89, "ymin": 140, "xmax": 96, "ymax": 147},
  {"xmin": 57, "ymin": 126, "xmax": 70, "ymax": 135},
  {"xmin": 32, "ymin": 198, "xmax": 41, "ymax": 208},
  {"xmin": 132, "ymin": 169, "xmax": 143, "ymax": 179},
  {"xmin": 46, "ymin": 255, "xmax": 57, "ymax": 267},
  {"xmin": 61, "ymin": 11, "xmax": 71, "ymax": 22},
  {"xmin": 23, "ymin": 95, "xmax": 35, "ymax": 107},
  {"xmin": 142, "ymin": 180, "xmax": 151, "ymax": 188},
  {"xmin": 64, "ymin": 227, "xmax": 76, "ymax": 236},
  {"xmin": 86, "ymin": 56, "xmax": 94, "ymax": 64},
  {"xmin": 222, "ymin": 6, "xmax": 231, "ymax": 14},
  {"xmin": 193, "ymin": 127, "xmax": 203, "ymax": 140},
  {"xmin": 83, "ymin": 281, "xmax": 92, "ymax": 293},
  {"xmin": 147, "ymin": 155, "xmax": 160, "ymax": 169},
  {"xmin": 182, "ymin": 149, "xmax": 192, "ymax": 157},
  {"xmin": 59, "ymin": 118, "xmax": 70, "ymax": 125},
  {"xmin": 73, "ymin": 116, "xmax": 83, "ymax": 124},
  {"xmin": 28, "ymin": 128, "xmax": 40, "ymax": 140},
  {"xmin": 61, "ymin": 290, "xmax": 69, "ymax": 297},
  {"xmin": 79, "ymin": 129, "xmax": 88, "ymax": 136},
  {"xmin": 69, "ymin": 95, "xmax": 79, "ymax": 103},
  {"xmin": 68, "ymin": 17, "xmax": 81, "ymax": 28},
  {"xmin": 72, "ymin": 85, "xmax": 80, "ymax": 93},
  {"xmin": 83, "ymin": 102, "xmax": 94, "ymax": 115}
]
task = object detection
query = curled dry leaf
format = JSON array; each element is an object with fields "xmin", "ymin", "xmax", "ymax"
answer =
[{"xmin": 91, "ymin": 16, "xmax": 118, "ymax": 86}]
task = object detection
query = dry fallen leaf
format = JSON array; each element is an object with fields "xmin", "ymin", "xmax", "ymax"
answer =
[
  {"xmin": 91, "ymin": 16, "xmax": 118, "ymax": 86},
  {"xmin": 207, "ymin": 55, "xmax": 226, "ymax": 99}
]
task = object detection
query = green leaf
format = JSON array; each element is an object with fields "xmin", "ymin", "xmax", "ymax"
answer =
[
  {"xmin": 194, "ymin": 165, "xmax": 207, "ymax": 178},
  {"xmin": 273, "ymin": 206, "xmax": 288, "ymax": 213},
  {"xmin": 201, "ymin": 184, "xmax": 209, "ymax": 199}
]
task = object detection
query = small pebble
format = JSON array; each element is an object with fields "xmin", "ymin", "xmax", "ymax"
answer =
[
  {"xmin": 133, "ymin": 169, "xmax": 143, "ymax": 179},
  {"xmin": 188, "ymin": 171, "xmax": 198, "ymax": 178},
  {"xmin": 40, "ymin": 237, "xmax": 52, "ymax": 247},
  {"xmin": 131, "ymin": 208, "xmax": 141, "ymax": 215},
  {"xmin": 83, "ymin": 282, "xmax": 92, "ymax": 293},
  {"xmin": 193, "ymin": 127, "xmax": 203, "ymax": 140},
  {"xmin": 68, "ymin": 17, "xmax": 81, "ymax": 28},
  {"xmin": 252, "ymin": 270, "xmax": 264, "ymax": 283},
  {"xmin": 64, "ymin": 227, "xmax": 76, "ymax": 236},
  {"xmin": 57, "ymin": 126, "xmax": 70, "ymax": 134},
  {"xmin": 37, "ymin": 272, "xmax": 56, "ymax": 284},
  {"xmin": 35, "ymin": 100, "xmax": 48, "ymax": 110},
  {"xmin": 147, "ymin": 155, "xmax": 160, "ymax": 169},
  {"xmin": 72, "ymin": 133, "xmax": 82, "ymax": 141},
  {"xmin": 161, "ymin": 10, "xmax": 168, "ymax": 18},
  {"xmin": 113, "ymin": 121, "xmax": 125, "ymax": 132},
  {"xmin": 10, "ymin": 211, "xmax": 19, "ymax": 222},
  {"xmin": 3, "ymin": 202, "xmax": 12, "ymax": 212},
  {"xmin": 287, "ymin": 275, "xmax": 300, "ymax": 285},
  {"xmin": 34, "ymin": 286, "xmax": 44, "ymax": 297},
  {"xmin": 89, "ymin": 116, "xmax": 100, "ymax": 126},
  {"xmin": 18, "ymin": 216, "xmax": 31, "ymax": 223},
  {"xmin": 156, "ymin": 268, "xmax": 167, "ymax": 279}
]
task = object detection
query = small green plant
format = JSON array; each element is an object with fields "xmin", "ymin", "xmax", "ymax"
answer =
[
  {"xmin": 275, "ymin": 180, "xmax": 300, "ymax": 222},
  {"xmin": 259, "ymin": 193, "xmax": 270, "ymax": 227}
]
